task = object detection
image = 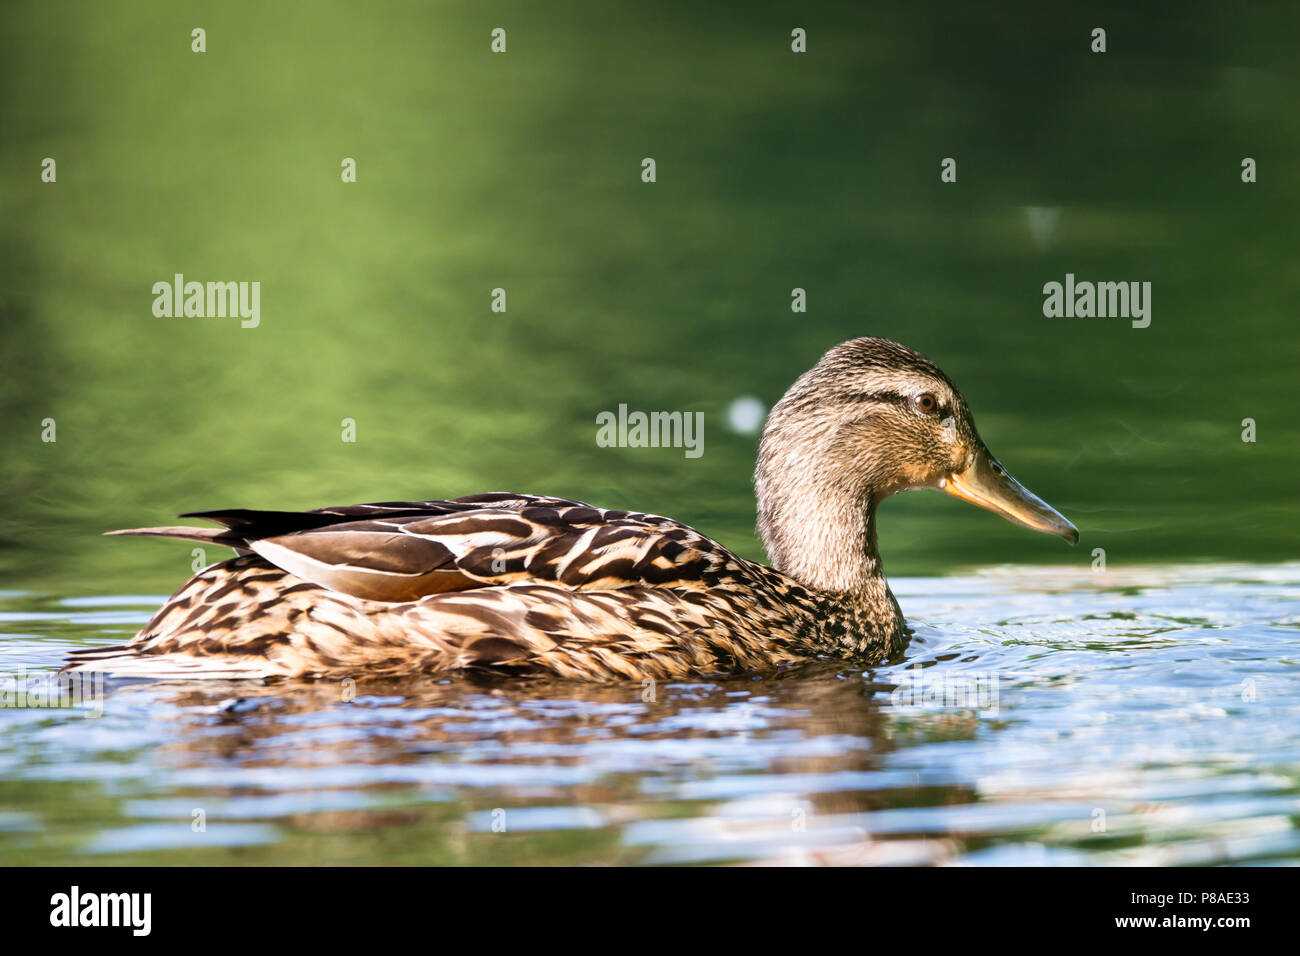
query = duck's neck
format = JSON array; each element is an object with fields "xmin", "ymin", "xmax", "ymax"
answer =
[{"xmin": 756, "ymin": 472, "xmax": 887, "ymax": 597}]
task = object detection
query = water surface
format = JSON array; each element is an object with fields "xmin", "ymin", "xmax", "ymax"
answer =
[{"xmin": 2, "ymin": 563, "xmax": 1296, "ymax": 865}]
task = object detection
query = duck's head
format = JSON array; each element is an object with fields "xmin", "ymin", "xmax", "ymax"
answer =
[{"xmin": 756, "ymin": 337, "xmax": 1077, "ymax": 592}]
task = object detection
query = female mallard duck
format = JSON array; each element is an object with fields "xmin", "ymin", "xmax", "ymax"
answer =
[{"xmin": 63, "ymin": 338, "xmax": 1077, "ymax": 682}]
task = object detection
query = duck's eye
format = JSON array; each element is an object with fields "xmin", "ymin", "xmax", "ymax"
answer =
[{"xmin": 916, "ymin": 393, "xmax": 937, "ymax": 413}]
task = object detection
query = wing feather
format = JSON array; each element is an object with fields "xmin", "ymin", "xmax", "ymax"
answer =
[{"xmin": 108, "ymin": 494, "xmax": 744, "ymax": 604}]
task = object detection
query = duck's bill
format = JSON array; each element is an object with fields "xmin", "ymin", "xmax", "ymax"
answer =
[{"xmin": 939, "ymin": 452, "xmax": 1079, "ymax": 545}]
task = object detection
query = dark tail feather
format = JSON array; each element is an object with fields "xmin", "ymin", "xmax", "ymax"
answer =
[{"xmin": 179, "ymin": 508, "xmax": 352, "ymax": 538}]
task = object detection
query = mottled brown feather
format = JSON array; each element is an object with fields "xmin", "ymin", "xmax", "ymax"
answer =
[{"xmin": 66, "ymin": 494, "xmax": 902, "ymax": 681}]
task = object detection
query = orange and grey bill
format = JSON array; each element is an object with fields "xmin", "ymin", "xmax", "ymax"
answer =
[{"xmin": 939, "ymin": 450, "xmax": 1079, "ymax": 544}]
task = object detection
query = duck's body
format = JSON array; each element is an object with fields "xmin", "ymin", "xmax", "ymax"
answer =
[
  {"xmin": 64, "ymin": 338, "xmax": 1075, "ymax": 682},
  {"xmin": 66, "ymin": 494, "xmax": 903, "ymax": 681}
]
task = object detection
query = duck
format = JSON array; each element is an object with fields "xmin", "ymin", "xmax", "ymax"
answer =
[{"xmin": 62, "ymin": 337, "xmax": 1078, "ymax": 683}]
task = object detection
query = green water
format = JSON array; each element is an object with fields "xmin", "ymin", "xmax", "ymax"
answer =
[
  {"xmin": 1, "ymin": 2, "xmax": 1298, "ymax": 865},
  {"xmin": 3, "ymin": 1, "xmax": 1298, "ymax": 590}
]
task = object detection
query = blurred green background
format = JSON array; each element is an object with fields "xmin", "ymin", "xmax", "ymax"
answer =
[{"xmin": 2, "ymin": 0, "xmax": 1297, "ymax": 595}]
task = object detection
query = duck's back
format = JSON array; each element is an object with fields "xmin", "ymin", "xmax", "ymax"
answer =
[{"xmin": 64, "ymin": 494, "xmax": 821, "ymax": 681}]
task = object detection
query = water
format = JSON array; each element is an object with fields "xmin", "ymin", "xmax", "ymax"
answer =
[{"xmin": 2, "ymin": 562, "xmax": 1296, "ymax": 865}]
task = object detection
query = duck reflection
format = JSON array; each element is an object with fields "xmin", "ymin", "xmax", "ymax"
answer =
[{"xmin": 98, "ymin": 661, "xmax": 979, "ymax": 865}]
